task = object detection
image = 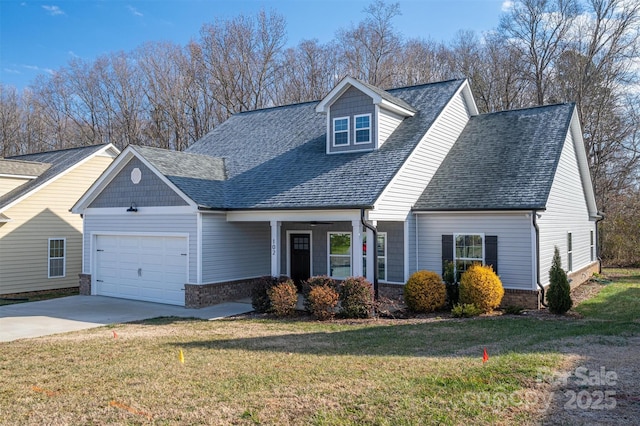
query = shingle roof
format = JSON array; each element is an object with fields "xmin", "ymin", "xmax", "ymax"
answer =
[
  {"xmin": 356, "ymin": 79, "xmax": 417, "ymax": 113},
  {"xmin": 413, "ymin": 103, "xmax": 575, "ymax": 211},
  {"xmin": 130, "ymin": 145, "xmax": 226, "ymax": 208},
  {"xmin": 185, "ymin": 79, "xmax": 465, "ymax": 209},
  {"xmin": 0, "ymin": 159, "xmax": 50, "ymax": 177},
  {"xmin": 0, "ymin": 144, "xmax": 109, "ymax": 211}
]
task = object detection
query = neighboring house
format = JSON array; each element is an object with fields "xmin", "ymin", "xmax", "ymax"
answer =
[
  {"xmin": 71, "ymin": 77, "xmax": 601, "ymax": 308},
  {"xmin": 0, "ymin": 144, "xmax": 119, "ymax": 295}
]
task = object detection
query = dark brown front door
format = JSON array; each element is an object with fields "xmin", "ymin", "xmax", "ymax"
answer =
[{"xmin": 290, "ymin": 233, "xmax": 311, "ymax": 289}]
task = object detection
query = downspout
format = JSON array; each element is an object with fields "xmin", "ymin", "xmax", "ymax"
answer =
[
  {"xmin": 361, "ymin": 209, "xmax": 379, "ymax": 300},
  {"xmin": 532, "ymin": 210, "xmax": 547, "ymax": 307},
  {"xmin": 595, "ymin": 211, "xmax": 605, "ymax": 274}
]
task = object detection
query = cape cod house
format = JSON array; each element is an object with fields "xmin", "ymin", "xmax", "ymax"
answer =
[
  {"xmin": 71, "ymin": 77, "xmax": 601, "ymax": 309},
  {"xmin": 0, "ymin": 144, "xmax": 118, "ymax": 295}
]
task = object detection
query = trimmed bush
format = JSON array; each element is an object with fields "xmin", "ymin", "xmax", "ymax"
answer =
[
  {"xmin": 547, "ymin": 246, "xmax": 573, "ymax": 314},
  {"xmin": 339, "ymin": 276, "xmax": 374, "ymax": 318},
  {"xmin": 302, "ymin": 275, "xmax": 337, "ymax": 312},
  {"xmin": 307, "ymin": 285, "xmax": 339, "ymax": 320},
  {"xmin": 267, "ymin": 279, "xmax": 298, "ymax": 317},
  {"xmin": 251, "ymin": 275, "xmax": 290, "ymax": 313},
  {"xmin": 451, "ymin": 303, "xmax": 483, "ymax": 318},
  {"xmin": 403, "ymin": 270, "xmax": 447, "ymax": 313},
  {"xmin": 459, "ymin": 264, "xmax": 504, "ymax": 313}
]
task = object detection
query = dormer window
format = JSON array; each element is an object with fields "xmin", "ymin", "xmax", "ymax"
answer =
[
  {"xmin": 354, "ymin": 114, "xmax": 371, "ymax": 144},
  {"xmin": 333, "ymin": 117, "xmax": 350, "ymax": 146}
]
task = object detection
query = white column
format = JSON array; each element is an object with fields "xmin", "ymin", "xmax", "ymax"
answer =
[
  {"xmin": 270, "ymin": 220, "xmax": 281, "ymax": 277},
  {"xmin": 352, "ymin": 219, "xmax": 363, "ymax": 277},
  {"xmin": 365, "ymin": 226, "xmax": 375, "ymax": 282}
]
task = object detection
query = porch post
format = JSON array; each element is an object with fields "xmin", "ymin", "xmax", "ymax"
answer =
[
  {"xmin": 270, "ymin": 220, "xmax": 281, "ymax": 277},
  {"xmin": 365, "ymin": 226, "xmax": 375, "ymax": 282},
  {"xmin": 352, "ymin": 219, "xmax": 363, "ymax": 277}
]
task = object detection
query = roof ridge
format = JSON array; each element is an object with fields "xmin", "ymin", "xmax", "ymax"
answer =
[
  {"xmin": 476, "ymin": 102, "xmax": 575, "ymax": 117},
  {"xmin": 8, "ymin": 143, "xmax": 108, "ymax": 159}
]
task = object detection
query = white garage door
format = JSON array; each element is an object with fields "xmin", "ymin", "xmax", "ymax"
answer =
[{"xmin": 95, "ymin": 235, "xmax": 188, "ymax": 306}]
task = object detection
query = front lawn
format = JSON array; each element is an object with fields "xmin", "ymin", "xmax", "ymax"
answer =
[{"xmin": 0, "ymin": 270, "xmax": 638, "ymax": 425}]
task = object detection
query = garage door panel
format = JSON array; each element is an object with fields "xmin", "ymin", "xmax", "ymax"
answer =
[{"xmin": 95, "ymin": 235, "xmax": 187, "ymax": 306}]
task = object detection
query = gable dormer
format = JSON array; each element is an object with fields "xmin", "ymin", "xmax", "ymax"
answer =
[{"xmin": 316, "ymin": 77, "xmax": 416, "ymax": 154}]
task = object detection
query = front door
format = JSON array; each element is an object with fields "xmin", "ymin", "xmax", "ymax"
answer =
[{"xmin": 290, "ymin": 233, "xmax": 311, "ymax": 289}]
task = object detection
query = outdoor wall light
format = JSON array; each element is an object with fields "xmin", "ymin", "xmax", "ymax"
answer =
[{"xmin": 126, "ymin": 202, "xmax": 138, "ymax": 213}]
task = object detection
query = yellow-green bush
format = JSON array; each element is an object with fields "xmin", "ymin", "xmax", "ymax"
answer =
[
  {"xmin": 403, "ymin": 270, "xmax": 447, "ymax": 313},
  {"xmin": 459, "ymin": 264, "xmax": 504, "ymax": 313}
]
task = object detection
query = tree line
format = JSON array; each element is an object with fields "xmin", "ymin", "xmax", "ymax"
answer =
[{"xmin": 1, "ymin": 0, "xmax": 638, "ymax": 265}]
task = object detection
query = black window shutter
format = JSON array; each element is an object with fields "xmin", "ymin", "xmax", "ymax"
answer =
[
  {"xmin": 485, "ymin": 235, "xmax": 498, "ymax": 274},
  {"xmin": 442, "ymin": 235, "xmax": 453, "ymax": 274}
]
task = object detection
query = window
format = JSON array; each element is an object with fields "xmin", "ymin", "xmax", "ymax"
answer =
[
  {"xmin": 590, "ymin": 230, "xmax": 595, "ymax": 262},
  {"xmin": 454, "ymin": 234, "xmax": 484, "ymax": 280},
  {"xmin": 363, "ymin": 232, "xmax": 387, "ymax": 281},
  {"xmin": 48, "ymin": 238, "xmax": 65, "ymax": 278},
  {"xmin": 328, "ymin": 232, "xmax": 351, "ymax": 278},
  {"xmin": 333, "ymin": 117, "xmax": 349, "ymax": 146},
  {"xmin": 354, "ymin": 114, "xmax": 371, "ymax": 144},
  {"xmin": 567, "ymin": 232, "xmax": 573, "ymax": 271}
]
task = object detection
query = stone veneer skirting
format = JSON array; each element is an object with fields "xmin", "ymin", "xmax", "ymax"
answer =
[
  {"xmin": 185, "ymin": 277, "xmax": 265, "ymax": 308},
  {"xmin": 79, "ymin": 273, "xmax": 92, "ymax": 295}
]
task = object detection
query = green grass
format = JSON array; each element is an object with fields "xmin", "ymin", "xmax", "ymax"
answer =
[{"xmin": 0, "ymin": 270, "xmax": 638, "ymax": 425}]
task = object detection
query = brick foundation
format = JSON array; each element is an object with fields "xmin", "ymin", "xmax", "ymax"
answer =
[
  {"xmin": 501, "ymin": 289, "xmax": 541, "ymax": 310},
  {"xmin": 185, "ymin": 277, "xmax": 264, "ymax": 308},
  {"xmin": 79, "ymin": 274, "xmax": 92, "ymax": 295},
  {"xmin": 378, "ymin": 283, "xmax": 404, "ymax": 301}
]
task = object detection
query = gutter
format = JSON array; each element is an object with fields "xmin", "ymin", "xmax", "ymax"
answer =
[
  {"xmin": 595, "ymin": 211, "xmax": 606, "ymax": 274},
  {"xmin": 532, "ymin": 210, "xmax": 547, "ymax": 307},
  {"xmin": 360, "ymin": 209, "xmax": 379, "ymax": 300}
]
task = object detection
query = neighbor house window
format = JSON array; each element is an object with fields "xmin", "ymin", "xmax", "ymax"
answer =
[
  {"xmin": 333, "ymin": 117, "xmax": 349, "ymax": 146},
  {"xmin": 354, "ymin": 114, "xmax": 371, "ymax": 144},
  {"xmin": 48, "ymin": 238, "xmax": 65, "ymax": 278},
  {"xmin": 328, "ymin": 232, "xmax": 351, "ymax": 278},
  {"xmin": 454, "ymin": 234, "xmax": 483, "ymax": 280},
  {"xmin": 363, "ymin": 232, "xmax": 387, "ymax": 281},
  {"xmin": 567, "ymin": 232, "xmax": 573, "ymax": 271},
  {"xmin": 590, "ymin": 230, "xmax": 595, "ymax": 262}
]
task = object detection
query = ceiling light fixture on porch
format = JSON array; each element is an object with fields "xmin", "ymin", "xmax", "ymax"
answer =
[{"xmin": 126, "ymin": 202, "xmax": 138, "ymax": 213}]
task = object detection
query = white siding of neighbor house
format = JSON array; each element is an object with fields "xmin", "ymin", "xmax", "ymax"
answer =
[
  {"xmin": 537, "ymin": 130, "xmax": 596, "ymax": 286},
  {"xmin": 377, "ymin": 107, "xmax": 404, "ymax": 148},
  {"xmin": 200, "ymin": 214, "xmax": 270, "ymax": 283},
  {"xmin": 371, "ymin": 90, "xmax": 471, "ymax": 221},
  {"xmin": 0, "ymin": 177, "xmax": 31, "ymax": 197},
  {"xmin": 415, "ymin": 212, "xmax": 535, "ymax": 290},
  {"xmin": 83, "ymin": 212, "xmax": 198, "ymax": 283}
]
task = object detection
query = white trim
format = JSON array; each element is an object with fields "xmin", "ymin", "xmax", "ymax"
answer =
[
  {"xmin": 332, "ymin": 116, "xmax": 350, "ymax": 147},
  {"xmin": 363, "ymin": 231, "xmax": 387, "ymax": 282},
  {"xmin": 227, "ymin": 209, "xmax": 361, "ymax": 222},
  {"xmin": 83, "ymin": 206, "xmax": 196, "ymax": 215},
  {"xmin": 328, "ymin": 231, "xmax": 352, "ymax": 279},
  {"xmin": 354, "ymin": 113, "xmax": 372, "ymax": 145},
  {"xmin": 374, "ymin": 104, "xmax": 381, "ymax": 149},
  {"xmin": 286, "ymin": 230, "xmax": 313, "ymax": 278},
  {"xmin": 48, "ymin": 237, "xmax": 66, "ymax": 278},
  {"xmin": 569, "ymin": 109, "xmax": 599, "ymax": 217},
  {"xmin": 197, "ymin": 212, "xmax": 203, "ymax": 284},
  {"xmin": 0, "ymin": 174, "xmax": 38, "ymax": 179},
  {"xmin": 270, "ymin": 220, "xmax": 281, "ymax": 276},
  {"xmin": 2, "ymin": 144, "xmax": 119, "ymax": 215},
  {"xmin": 414, "ymin": 210, "xmax": 533, "ymax": 216},
  {"xmin": 326, "ymin": 148, "xmax": 375, "ymax": 155},
  {"xmin": 453, "ymin": 233, "xmax": 485, "ymax": 277}
]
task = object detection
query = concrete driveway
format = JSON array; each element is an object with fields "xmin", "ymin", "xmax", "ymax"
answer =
[{"xmin": 0, "ymin": 295, "xmax": 253, "ymax": 342}]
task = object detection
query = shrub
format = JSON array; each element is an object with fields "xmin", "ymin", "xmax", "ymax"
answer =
[
  {"xmin": 451, "ymin": 303, "xmax": 483, "ymax": 318},
  {"xmin": 267, "ymin": 279, "xmax": 298, "ymax": 317},
  {"xmin": 403, "ymin": 270, "xmax": 447, "ymax": 313},
  {"xmin": 307, "ymin": 285, "xmax": 339, "ymax": 320},
  {"xmin": 459, "ymin": 264, "xmax": 504, "ymax": 313},
  {"xmin": 302, "ymin": 275, "xmax": 337, "ymax": 310},
  {"xmin": 339, "ymin": 276, "xmax": 374, "ymax": 318},
  {"xmin": 547, "ymin": 246, "xmax": 573, "ymax": 314},
  {"xmin": 251, "ymin": 276, "xmax": 290, "ymax": 313},
  {"xmin": 503, "ymin": 305, "xmax": 525, "ymax": 315}
]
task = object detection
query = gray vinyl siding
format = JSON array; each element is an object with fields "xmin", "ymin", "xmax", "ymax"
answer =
[
  {"xmin": 89, "ymin": 157, "xmax": 188, "ymax": 208},
  {"xmin": 377, "ymin": 107, "xmax": 404, "ymax": 147},
  {"xmin": 537, "ymin": 130, "xmax": 596, "ymax": 285},
  {"xmin": 329, "ymin": 86, "xmax": 376, "ymax": 153},
  {"xmin": 377, "ymin": 221, "xmax": 404, "ymax": 283},
  {"xmin": 415, "ymin": 212, "xmax": 534, "ymax": 290},
  {"xmin": 407, "ymin": 213, "xmax": 417, "ymax": 277},
  {"xmin": 201, "ymin": 215, "xmax": 270, "ymax": 283},
  {"xmin": 83, "ymin": 212, "xmax": 198, "ymax": 282},
  {"xmin": 373, "ymin": 91, "xmax": 471, "ymax": 221}
]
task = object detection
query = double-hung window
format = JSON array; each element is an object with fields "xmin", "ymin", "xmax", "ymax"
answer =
[
  {"xmin": 567, "ymin": 232, "xmax": 573, "ymax": 271},
  {"xmin": 590, "ymin": 230, "xmax": 595, "ymax": 262},
  {"xmin": 328, "ymin": 232, "xmax": 351, "ymax": 278},
  {"xmin": 363, "ymin": 232, "xmax": 387, "ymax": 281},
  {"xmin": 48, "ymin": 238, "xmax": 66, "ymax": 278},
  {"xmin": 354, "ymin": 114, "xmax": 371, "ymax": 144},
  {"xmin": 333, "ymin": 117, "xmax": 349, "ymax": 146},
  {"xmin": 454, "ymin": 234, "xmax": 483, "ymax": 280}
]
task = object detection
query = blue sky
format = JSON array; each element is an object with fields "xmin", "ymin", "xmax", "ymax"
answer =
[{"xmin": 1, "ymin": 0, "xmax": 510, "ymax": 91}]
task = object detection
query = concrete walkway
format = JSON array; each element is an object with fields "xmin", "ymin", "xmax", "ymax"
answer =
[{"xmin": 0, "ymin": 295, "xmax": 253, "ymax": 342}]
